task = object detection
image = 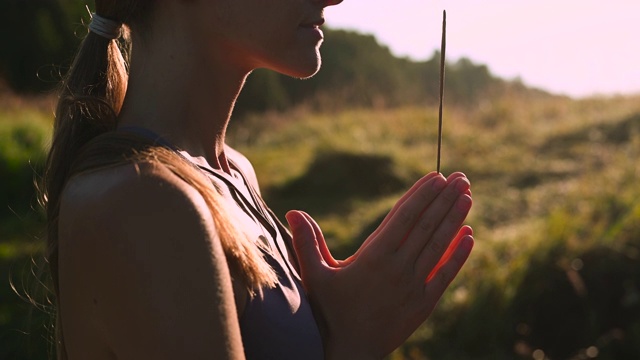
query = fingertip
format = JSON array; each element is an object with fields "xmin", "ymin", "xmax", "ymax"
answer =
[
  {"xmin": 285, "ymin": 210, "xmax": 303, "ymax": 227},
  {"xmin": 450, "ymin": 177, "xmax": 471, "ymax": 195},
  {"xmin": 287, "ymin": 211, "xmax": 315, "ymax": 233},
  {"xmin": 431, "ymin": 175, "xmax": 447, "ymax": 191},
  {"xmin": 419, "ymin": 172, "xmax": 444, "ymax": 186},
  {"xmin": 446, "ymin": 171, "xmax": 462, "ymax": 180},
  {"xmin": 460, "ymin": 234, "xmax": 474, "ymax": 252},
  {"xmin": 460, "ymin": 225, "xmax": 473, "ymax": 237},
  {"xmin": 299, "ymin": 211, "xmax": 315, "ymax": 223},
  {"xmin": 299, "ymin": 212, "xmax": 324, "ymax": 235},
  {"xmin": 447, "ymin": 172, "xmax": 470, "ymax": 183}
]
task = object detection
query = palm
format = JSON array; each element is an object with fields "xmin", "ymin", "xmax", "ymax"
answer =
[{"xmin": 286, "ymin": 172, "xmax": 474, "ymax": 359}]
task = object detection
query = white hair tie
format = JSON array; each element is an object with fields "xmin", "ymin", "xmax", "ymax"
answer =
[{"xmin": 89, "ymin": 13, "xmax": 122, "ymax": 40}]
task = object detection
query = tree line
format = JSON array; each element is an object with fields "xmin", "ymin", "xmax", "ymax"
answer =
[{"xmin": 1, "ymin": 0, "xmax": 536, "ymax": 113}]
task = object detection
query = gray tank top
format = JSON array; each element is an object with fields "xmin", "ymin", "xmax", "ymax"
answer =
[{"xmin": 182, "ymin": 152, "xmax": 325, "ymax": 360}]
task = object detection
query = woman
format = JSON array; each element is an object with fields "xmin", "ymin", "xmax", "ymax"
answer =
[{"xmin": 43, "ymin": 0, "xmax": 475, "ymax": 358}]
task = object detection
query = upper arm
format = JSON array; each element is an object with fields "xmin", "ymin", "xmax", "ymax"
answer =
[{"xmin": 59, "ymin": 162, "xmax": 245, "ymax": 359}]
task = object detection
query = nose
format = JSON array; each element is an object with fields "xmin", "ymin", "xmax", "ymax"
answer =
[{"xmin": 322, "ymin": 0, "xmax": 343, "ymax": 6}]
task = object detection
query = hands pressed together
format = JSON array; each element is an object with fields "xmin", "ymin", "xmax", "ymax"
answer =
[{"xmin": 286, "ymin": 172, "xmax": 474, "ymax": 359}]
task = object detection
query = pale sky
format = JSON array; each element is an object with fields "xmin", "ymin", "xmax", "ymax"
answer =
[{"xmin": 325, "ymin": 0, "xmax": 640, "ymax": 98}]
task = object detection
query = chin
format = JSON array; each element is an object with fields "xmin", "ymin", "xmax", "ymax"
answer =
[
  {"xmin": 290, "ymin": 63, "xmax": 322, "ymax": 79},
  {"xmin": 273, "ymin": 51, "xmax": 323, "ymax": 79}
]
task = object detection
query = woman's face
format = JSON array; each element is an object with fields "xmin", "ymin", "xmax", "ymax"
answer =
[{"xmin": 187, "ymin": 0, "xmax": 343, "ymax": 78}]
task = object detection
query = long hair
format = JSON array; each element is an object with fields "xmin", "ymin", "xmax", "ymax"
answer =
[{"xmin": 41, "ymin": 1, "xmax": 276, "ymax": 357}]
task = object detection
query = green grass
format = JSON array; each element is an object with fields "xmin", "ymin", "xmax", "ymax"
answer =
[
  {"xmin": 230, "ymin": 94, "xmax": 640, "ymax": 247},
  {"xmin": 229, "ymin": 93, "xmax": 640, "ymax": 359},
  {"xmin": 2, "ymin": 91, "xmax": 640, "ymax": 359},
  {"xmin": 0, "ymin": 96, "xmax": 53, "ymax": 360}
]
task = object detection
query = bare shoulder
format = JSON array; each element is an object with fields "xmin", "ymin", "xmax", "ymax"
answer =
[
  {"xmin": 61, "ymin": 160, "xmax": 208, "ymax": 232},
  {"xmin": 59, "ymin": 160, "xmax": 216, "ymax": 255},
  {"xmin": 225, "ymin": 144, "xmax": 261, "ymax": 194},
  {"xmin": 58, "ymin": 161, "xmax": 243, "ymax": 358}
]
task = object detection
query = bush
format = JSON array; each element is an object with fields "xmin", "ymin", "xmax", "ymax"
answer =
[{"xmin": 0, "ymin": 117, "xmax": 49, "ymax": 218}]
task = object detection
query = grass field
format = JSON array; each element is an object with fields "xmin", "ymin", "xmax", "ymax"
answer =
[{"xmin": 1, "ymin": 91, "xmax": 639, "ymax": 359}]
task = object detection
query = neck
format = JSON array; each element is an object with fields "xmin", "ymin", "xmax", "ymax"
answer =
[{"xmin": 117, "ymin": 25, "xmax": 250, "ymax": 172}]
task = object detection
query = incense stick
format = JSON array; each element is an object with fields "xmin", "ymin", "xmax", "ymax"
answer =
[{"xmin": 437, "ymin": 10, "xmax": 446, "ymax": 174}]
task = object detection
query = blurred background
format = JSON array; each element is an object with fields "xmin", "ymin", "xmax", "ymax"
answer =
[{"xmin": 1, "ymin": 0, "xmax": 639, "ymax": 359}]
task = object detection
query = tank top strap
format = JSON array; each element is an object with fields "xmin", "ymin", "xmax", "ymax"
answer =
[
  {"xmin": 114, "ymin": 125, "xmax": 302, "ymax": 279},
  {"xmin": 196, "ymin": 160, "xmax": 302, "ymax": 281}
]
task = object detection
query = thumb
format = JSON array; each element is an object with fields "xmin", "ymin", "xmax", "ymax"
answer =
[
  {"xmin": 299, "ymin": 212, "xmax": 340, "ymax": 268},
  {"xmin": 286, "ymin": 210, "xmax": 327, "ymax": 283}
]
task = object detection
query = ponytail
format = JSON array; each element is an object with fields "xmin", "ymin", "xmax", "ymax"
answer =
[
  {"xmin": 45, "ymin": 21, "xmax": 128, "ymax": 279},
  {"xmin": 47, "ymin": 18, "xmax": 127, "ymax": 198},
  {"xmin": 42, "ymin": 8, "xmax": 130, "ymax": 358}
]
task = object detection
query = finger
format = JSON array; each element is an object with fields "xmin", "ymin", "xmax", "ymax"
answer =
[
  {"xmin": 447, "ymin": 172, "xmax": 471, "ymax": 196},
  {"xmin": 358, "ymin": 172, "xmax": 444, "ymax": 253},
  {"xmin": 397, "ymin": 176, "xmax": 470, "ymax": 261},
  {"xmin": 426, "ymin": 225, "xmax": 472, "ymax": 282},
  {"xmin": 421, "ymin": 234, "xmax": 474, "ymax": 311},
  {"xmin": 286, "ymin": 211, "xmax": 328, "ymax": 284},
  {"xmin": 299, "ymin": 211, "xmax": 340, "ymax": 268},
  {"xmin": 447, "ymin": 171, "xmax": 471, "ymax": 196},
  {"xmin": 412, "ymin": 191, "xmax": 472, "ymax": 278},
  {"xmin": 347, "ymin": 173, "xmax": 444, "ymax": 261},
  {"xmin": 447, "ymin": 172, "xmax": 467, "ymax": 182},
  {"xmin": 368, "ymin": 174, "xmax": 449, "ymax": 254}
]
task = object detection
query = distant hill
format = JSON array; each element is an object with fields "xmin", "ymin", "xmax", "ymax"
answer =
[
  {"xmin": 241, "ymin": 28, "xmax": 429, "ymax": 111},
  {"xmin": 235, "ymin": 28, "xmax": 552, "ymax": 114},
  {"xmin": 0, "ymin": 1, "xmax": 551, "ymax": 112}
]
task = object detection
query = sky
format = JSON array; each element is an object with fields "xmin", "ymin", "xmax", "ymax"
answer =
[{"xmin": 325, "ymin": 0, "xmax": 640, "ymax": 98}]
